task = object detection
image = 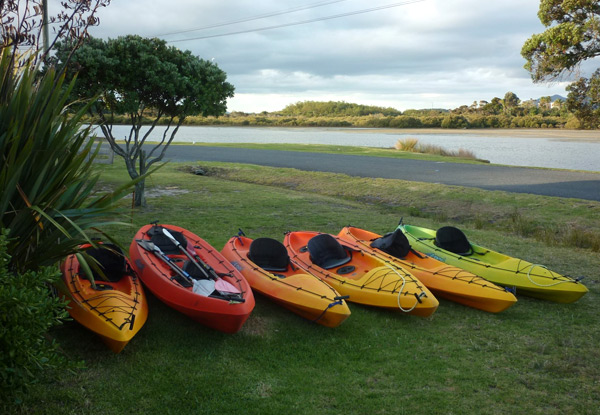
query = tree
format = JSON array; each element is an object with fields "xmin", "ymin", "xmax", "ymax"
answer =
[
  {"xmin": 53, "ymin": 35, "xmax": 235, "ymax": 206},
  {"xmin": 565, "ymin": 68, "xmax": 600, "ymax": 128},
  {"xmin": 539, "ymin": 95, "xmax": 552, "ymax": 110},
  {"xmin": 521, "ymin": 1, "xmax": 600, "ymax": 127},
  {"xmin": 1, "ymin": 0, "xmax": 110, "ymax": 63},
  {"xmin": 503, "ymin": 91, "xmax": 520, "ymax": 114},
  {"xmin": 521, "ymin": 0, "xmax": 600, "ymax": 82}
]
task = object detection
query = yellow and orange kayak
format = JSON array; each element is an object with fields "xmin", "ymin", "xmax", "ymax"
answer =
[
  {"xmin": 58, "ymin": 244, "xmax": 148, "ymax": 353},
  {"xmin": 338, "ymin": 226, "xmax": 517, "ymax": 313},
  {"xmin": 221, "ymin": 235, "xmax": 351, "ymax": 327},
  {"xmin": 283, "ymin": 231, "xmax": 438, "ymax": 317}
]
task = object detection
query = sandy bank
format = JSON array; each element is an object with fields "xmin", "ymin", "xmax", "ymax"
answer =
[{"xmin": 341, "ymin": 128, "xmax": 600, "ymax": 143}]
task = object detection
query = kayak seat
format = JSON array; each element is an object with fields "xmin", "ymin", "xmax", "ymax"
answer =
[
  {"xmin": 248, "ymin": 238, "xmax": 290, "ymax": 272},
  {"xmin": 183, "ymin": 260, "xmax": 211, "ymax": 280},
  {"xmin": 307, "ymin": 234, "xmax": 351, "ymax": 270},
  {"xmin": 435, "ymin": 226, "xmax": 473, "ymax": 256},
  {"xmin": 147, "ymin": 225, "xmax": 188, "ymax": 255},
  {"xmin": 84, "ymin": 244, "xmax": 126, "ymax": 282},
  {"xmin": 370, "ymin": 229, "xmax": 411, "ymax": 259}
]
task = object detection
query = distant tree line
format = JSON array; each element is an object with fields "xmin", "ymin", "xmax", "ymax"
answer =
[{"xmin": 162, "ymin": 92, "xmax": 583, "ymax": 129}]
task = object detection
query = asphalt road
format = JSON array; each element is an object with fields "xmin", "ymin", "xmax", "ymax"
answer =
[{"xmin": 162, "ymin": 145, "xmax": 600, "ymax": 201}]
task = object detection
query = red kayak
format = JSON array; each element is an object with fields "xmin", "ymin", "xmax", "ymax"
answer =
[{"xmin": 129, "ymin": 223, "xmax": 254, "ymax": 333}]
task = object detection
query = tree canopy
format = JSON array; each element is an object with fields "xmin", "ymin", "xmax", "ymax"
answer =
[
  {"xmin": 521, "ymin": 0, "xmax": 600, "ymax": 82},
  {"xmin": 280, "ymin": 101, "xmax": 402, "ymax": 117},
  {"xmin": 565, "ymin": 68, "xmax": 600, "ymax": 128},
  {"xmin": 52, "ymin": 35, "xmax": 235, "ymax": 206}
]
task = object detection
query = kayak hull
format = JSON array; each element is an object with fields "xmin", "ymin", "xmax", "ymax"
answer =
[
  {"xmin": 338, "ymin": 226, "xmax": 517, "ymax": 313},
  {"xmin": 284, "ymin": 231, "xmax": 439, "ymax": 317},
  {"xmin": 221, "ymin": 235, "xmax": 351, "ymax": 327},
  {"xmin": 59, "ymin": 246, "xmax": 148, "ymax": 353},
  {"xmin": 130, "ymin": 224, "xmax": 255, "ymax": 333},
  {"xmin": 399, "ymin": 224, "xmax": 588, "ymax": 303}
]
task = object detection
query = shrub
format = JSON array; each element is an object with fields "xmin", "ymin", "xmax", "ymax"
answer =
[
  {"xmin": 0, "ymin": 230, "xmax": 69, "ymax": 408},
  {"xmin": 395, "ymin": 138, "xmax": 419, "ymax": 151},
  {"xmin": 0, "ymin": 49, "xmax": 139, "ymax": 273}
]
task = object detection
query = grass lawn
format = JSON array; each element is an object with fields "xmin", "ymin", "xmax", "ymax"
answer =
[{"xmin": 21, "ymin": 162, "xmax": 600, "ymax": 415}]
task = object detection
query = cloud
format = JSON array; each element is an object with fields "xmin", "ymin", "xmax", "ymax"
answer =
[{"xmin": 80, "ymin": 0, "xmax": 585, "ymax": 112}]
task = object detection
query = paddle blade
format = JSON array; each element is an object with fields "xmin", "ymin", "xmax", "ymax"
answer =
[
  {"xmin": 193, "ymin": 279, "xmax": 215, "ymax": 297},
  {"xmin": 215, "ymin": 278, "xmax": 241, "ymax": 294}
]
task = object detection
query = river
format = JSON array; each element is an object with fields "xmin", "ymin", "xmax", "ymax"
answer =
[{"xmin": 97, "ymin": 125, "xmax": 600, "ymax": 172}]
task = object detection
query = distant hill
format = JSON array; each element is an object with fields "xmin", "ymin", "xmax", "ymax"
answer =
[{"xmin": 549, "ymin": 94, "xmax": 566, "ymax": 102}]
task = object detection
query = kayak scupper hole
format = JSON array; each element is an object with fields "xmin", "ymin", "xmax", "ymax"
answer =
[{"xmin": 337, "ymin": 265, "xmax": 356, "ymax": 275}]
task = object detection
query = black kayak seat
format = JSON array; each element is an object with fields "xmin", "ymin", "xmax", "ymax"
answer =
[
  {"xmin": 248, "ymin": 237, "xmax": 290, "ymax": 272},
  {"xmin": 147, "ymin": 225, "xmax": 188, "ymax": 255},
  {"xmin": 370, "ymin": 229, "xmax": 411, "ymax": 259},
  {"xmin": 307, "ymin": 234, "xmax": 351, "ymax": 270},
  {"xmin": 435, "ymin": 226, "xmax": 473, "ymax": 256},
  {"xmin": 183, "ymin": 260, "xmax": 211, "ymax": 280},
  {"xmin": 85, "ymin": 244, "xmax": 126, "ymax": 282}
]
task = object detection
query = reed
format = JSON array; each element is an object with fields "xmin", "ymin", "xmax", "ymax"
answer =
[{"xmin": 395, "ymin": 138, "xmax": 479, "ymax": 160}]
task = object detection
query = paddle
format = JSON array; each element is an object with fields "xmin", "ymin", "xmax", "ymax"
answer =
[
  {"xmin": 136, "ymin": 238, "xmax": 244, "ymax": 302},
  {"xmin": 135, "ymin": 239, "xmax": 215, "ymax": 297},
  {"xmin": 160, "ymin": 228, "xmax": 241, "ymax": 296}
]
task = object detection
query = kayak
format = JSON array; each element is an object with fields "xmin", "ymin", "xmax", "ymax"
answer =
[
  {"xmin": 58, "ymin": 243, "xmax": 148, "ymax": 353},
  {"xmin": 221, "ymin": 235, "xmax": 351, "ymax": 327},
  {"xmin": 129, "ymin": 223, "xmax": 255, "ymax": 333},
  {"xmin": 283, "ymin": 231, "xmax": 439, "ymax": 317},
  {"xmin": 338, "ymin": 226, "xmax": 517, "ymax": 313},
  {"xmin": 399, "ymin": 224, "xmax": 588, "ymax": 303}
]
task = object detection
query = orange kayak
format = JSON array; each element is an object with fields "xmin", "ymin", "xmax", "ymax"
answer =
[
  {"xmin": 59, "ymin": 243, "xmax": 148, "ymax": 353},
  {"xmin": 129, "ymin": 223, "xmax": 254, "ymax": 333},
  {"xmin": 221, "ymin": 235, "xmax": 351, "ymax": 327},
  {"xmin": 283, "ymin": 231, "xmax": 438, "ymax": 317},
  {"xmin": 338, "ymin": 226, "xmax": 517, "ymax": 313}
]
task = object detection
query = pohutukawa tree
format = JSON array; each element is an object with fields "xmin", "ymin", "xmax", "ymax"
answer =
[
  {"xmin": 521, "ymin": 0, "xmax": 600, "ymax": 128},
  {"xmin": 52, "ymin": 35, "xmax": 235, "ymax": 206}
]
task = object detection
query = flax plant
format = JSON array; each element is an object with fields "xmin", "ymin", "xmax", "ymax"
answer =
[{"xmin": 0, "ymin": 49, "xmax": 139, "ymax": 273}]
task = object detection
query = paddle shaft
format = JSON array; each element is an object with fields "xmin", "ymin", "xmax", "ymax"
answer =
[
  {"xmin": 136, "ymin": 239, "xmax": 244, "ymax": 303},
  {"xmin": 136, "ymin": 239, "xmax": 193, "ymax": 283},
  {"xmin": 161, "ymin": 228, "xmax": 218, "ymax": 280}
]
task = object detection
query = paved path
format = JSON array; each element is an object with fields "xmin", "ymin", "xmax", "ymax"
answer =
[{"xmin": 163, "ymin": 145, "xmax": 600, "ymax": 201}]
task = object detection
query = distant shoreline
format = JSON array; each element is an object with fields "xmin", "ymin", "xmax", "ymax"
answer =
[{"xmin": 334, "ymin": 127, "xmax": 600, "ymax": 142}]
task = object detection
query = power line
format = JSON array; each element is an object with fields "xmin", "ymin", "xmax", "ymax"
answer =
[
  {"xmin": 168, "ymin": 0, "xmax": 425, "ymax": 43},
  {"xmin": 157, "ymin": 0, "xmax": 352, "ymax": 37}
]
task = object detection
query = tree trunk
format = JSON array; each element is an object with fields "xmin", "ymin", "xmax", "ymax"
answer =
[
  {"xmin": 133, "ymin": 149, "xmax": 147, "ymax": 207},
  {"xmin": 134, "ymin": 179, "xmax": 146, "ymax": 207}
]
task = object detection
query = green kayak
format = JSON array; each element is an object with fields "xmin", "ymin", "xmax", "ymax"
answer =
[{"xmin": 398, "ymin": 224, "xmax": 588, "ymax": 303}]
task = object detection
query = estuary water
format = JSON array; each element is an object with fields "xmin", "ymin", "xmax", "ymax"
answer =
[{"xmin": 99, "ymin": 125, "xmax": 600, "ymax": 172}]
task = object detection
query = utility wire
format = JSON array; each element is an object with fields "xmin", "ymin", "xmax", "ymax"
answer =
[
  {"xmin": 157, "ymin": 0, "xmax": 352, "ymax": 37},
  {"xmin": 168, "ymin": 0, "xmax": 424, "ymax": 43}
]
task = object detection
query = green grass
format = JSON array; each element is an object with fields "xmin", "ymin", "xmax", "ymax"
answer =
[
  {"xmin": 170, "ymin": 141, "xmax": 491, "ymax": 165},
  {"xmin": 19, "ymin": 163, "xmax": 600, "ymax": 414}
]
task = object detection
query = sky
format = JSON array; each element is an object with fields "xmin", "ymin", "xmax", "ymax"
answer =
[{"xmin": 62, "ymin": 0, "xmax": 599, "ymax": 113}]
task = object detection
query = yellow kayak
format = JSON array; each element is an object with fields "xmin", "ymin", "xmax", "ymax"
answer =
[
  {"xmin": 399, "ymin": 224, "xmax": 588, "ymax": 303},
  {"xmin": 58, "ymin": 244, "xmax": 148, "ymax": 353},
  {"xmin": 284, "ymin": 231, "xmax": 439, "ymax": 317},
  {"xmin": 338, "ymin": 226, "xmax": 517, "ymax": 313},
  {"xmin": 221, "ymin": 235, "xmax": 351, "ymax": 327}
]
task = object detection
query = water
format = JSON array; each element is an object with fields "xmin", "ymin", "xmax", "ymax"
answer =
[{"xmin": 97, "ymin": 125, "xmax": 600, "ymax": 172}]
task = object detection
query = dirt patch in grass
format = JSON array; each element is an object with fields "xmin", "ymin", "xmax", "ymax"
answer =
[{"xmin": 145, "ymin": 186, "xmax": 190, "ymax": 198}]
